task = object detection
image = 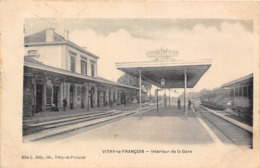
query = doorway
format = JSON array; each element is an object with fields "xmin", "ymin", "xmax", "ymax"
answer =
[
  {"xmin": 36, "ymin": 84, "xmax": 43, "ymax": 113},
  {"xmin": 53, "ymin": 85, "xmax": 59, "ymax": 107},
  {"xmin": 81, "ymin": 86, "xmax": 85, "ymax": 108},
  {"xmin": 97, "ymin": 90, "xmax": 100, "ymax": 107},
  {"xmin": 89, "ymin": 87, "xmax": 93, "ymax": 108},
  {"xmin": 103, "ymin": 91, "xmax": 106, "ymax": 106},
  {"xmin": 70, "ymin": 85, "xmax": 74, "ymax": 109}
]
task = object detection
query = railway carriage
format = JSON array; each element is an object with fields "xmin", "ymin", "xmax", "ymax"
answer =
[{"xmin": 200, "ymin": 74, "xmax": 253, "ymax": 123}]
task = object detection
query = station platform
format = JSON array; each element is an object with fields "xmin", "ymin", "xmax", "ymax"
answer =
[
  {"xmin": 23, "ymin": 103, "xmax": 141, "ymax": 125},
  {"xmin": 62, "ymin": 105, "xmax": 214, "ymax": 144}
]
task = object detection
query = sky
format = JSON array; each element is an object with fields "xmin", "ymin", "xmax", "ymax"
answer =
[{"xmin": 25, "ymin": 18, "xmax": 254, "ymax": 96}]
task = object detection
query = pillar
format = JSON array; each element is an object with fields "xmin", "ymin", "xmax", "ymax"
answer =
[
  {"xmin": 164, "ymin": 88, "xmax": 166, "ymax": 109},
  {"xmin": 42, "ymin": 83, "xmax": 46, "ymax": 112},
  {"xmin": 139, "ymin": 69, "xmax": 142, "ymax": 120},
  {"xmin": 156, "ymin": 86, "xmax": 158, "ymax": 112},
  {"xmin": 115, "ymin": 89, "xmax": 118, "ymax": 105},
  {"xmin": 118, "ymin": 91, "xmax": 121, "ymax": 104},
  {"xmin": 169, "ymin": 89, "xmax": 170, "ymax": 107},
  {"xmin": 84, "ymin": 83, "xmax": 89, "ymax": 110},
  {"xmin": 94, "ymin": 86, "xmax": 98, "ymax": 108},
  {"xmin": 86, "ymin": 83, "xmax": 89, "ymax": 111},
  {"xmin": 184, "ymin": 68, "xmax": 187, "ymax": 117},
  {"xmin": 110, "ymin": 89, "xmax": 113, "ymax": 102},
  {"xmin": 33, "ymin": 75, "xmax": 37, "ymax": 115},
  {"xmin": 106, "ymin": 88, "xmax": 109, "ymax": 103},
  {"xmin": 60, "ymin": 83, "xmax": 64, "ymax": 107}
]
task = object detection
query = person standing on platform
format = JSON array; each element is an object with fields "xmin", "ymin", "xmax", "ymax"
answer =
[
  {"xmin": 63, "ymin": 98, "xmax": 67, "ymax": 111},
  {"xmin": 188, "ymin": 99, "xmax": 192, "ymax": 110},
  {"xmin": 124, "ymin": 98, "xmax": 127, "ymax": 107},
  {"xmin": 177, "ymin": 98, "xmax": 181, "ymax": 110}
]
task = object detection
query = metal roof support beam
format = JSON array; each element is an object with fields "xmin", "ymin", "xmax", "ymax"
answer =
[
  {"xmin": 139, "ymin": 69, "xmax": 142, "ymax": 120},
  {"xmin": 169, "ymin": 89, "xmax": 170, "ymax": 107},
  {"xmin": 184, "ymin": 68, "xmax": 187, "ymax": 117},
  {"xmin": 156, "ymin": 86, "xmax": 158, "ymax": 112},
  {"xmin": 164, "ymin": 88, "xmax": 166, "ymax": 109}
]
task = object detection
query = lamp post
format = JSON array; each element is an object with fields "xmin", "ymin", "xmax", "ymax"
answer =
[{"xmin": 161, "ymin": 78, "xmax": 166, "ymax": 109}]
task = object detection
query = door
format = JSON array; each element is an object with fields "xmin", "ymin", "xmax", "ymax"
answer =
[
  {"xmin": 97, "ymin": 91, "xmax": 100, "ymax": 107},
  {"xmin": 70, "ymin": 85, "xmax": 74, "ymax": 109},
  {"xmin": 81, "ymin": 86, "xmax": 85, "ymax": 108},
  {"xmin": 36, "ymin": 84, "xmax": 43, "ymax": 113},
  {"xmin": 53, "ymin": 86, "xmax": 59, "ymax": 107},
  {"xmin": 103, "ymin": 91, "xmax": 106, "ymax": 106},
  {"xmin": 89, "ymin": 88, "xmax": 93, "ymax": 108}
]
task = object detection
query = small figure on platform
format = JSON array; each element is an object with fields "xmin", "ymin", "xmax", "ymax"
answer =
[
  {"xmin": 188, "ymin": 99, "xmax": 192, "ymax": 110},
  {"xmin": 124, "ymin": 98, "xmax": 127, "ymax": 107},
  {"xmin": 52, "ymin": 103, "xmax": 59, "ymax": 111},
  {"xmin": 177, "ymin": 98, "xmax": 181, "ymax": 110},
  {"xmin": 63, "ymin": 98, "xmax": 67, "ymax": 111}
]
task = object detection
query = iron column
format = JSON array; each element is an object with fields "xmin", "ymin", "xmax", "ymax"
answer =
[
  {"xmin": 156, "ymin": 86, "xmax": 158, "ymax": 112},
  {"xmin": 169, "ymin": 89, "xmax": 170, "ymax": 107},
  {"xmin": 184, "ymin": 68, "xmax": 187, "ymax": 117},
  {"xmin": 164, "ymin": 88, "xmax": 166, "ymax": 109},
  {"xmin": 139, "ymin": 69, "xmax": 142, "ymax": 120}
]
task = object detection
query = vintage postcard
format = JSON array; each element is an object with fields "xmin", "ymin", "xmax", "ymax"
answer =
[{"xmin": 0, "ymin": 1, "xmax": 259, "ymax": 168}]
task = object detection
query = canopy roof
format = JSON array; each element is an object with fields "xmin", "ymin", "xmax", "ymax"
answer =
[
  {"xmin": 116, "ymin": 59, "xmax": 212, "ymax": 88},
  {"xmin": 24, "ymin": 59, "xmax": 140, "ymax": 91}
]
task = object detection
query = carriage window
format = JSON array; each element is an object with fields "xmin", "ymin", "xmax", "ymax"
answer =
[
  {"xmin": 243, "ymin": 87, "xmax": 248, "ymax": 97},
  {"xmin": 239, "ymin": 87, "xmax": 243, "ymax": 96},
  {"xmin": 235, "ymin": 89, "xmax": 239, "ymax": 96},
  {"xmin": 230, "ymin": 90, "xmax": 234, "ymax": 97},
  {"xmin": 248, "ymin": 85, "xmax": 253, "ymax": 98}
]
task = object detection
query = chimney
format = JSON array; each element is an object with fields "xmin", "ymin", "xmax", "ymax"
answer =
[
  {"xmin": 64, "ymin": 30, "xmax": 69, "ymax": 40},
  {"xmin": 46, "ymin": 28, "xmax": 54, "ymax": 42}
]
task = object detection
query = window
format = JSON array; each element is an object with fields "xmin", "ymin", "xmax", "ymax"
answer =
[
  {"xmin": 81, "ymin": 59, "xmax": 87, "ymax": 75},
  {"xmin": 27, "ymin": 50, "xmax": 40, "ymax": 58},
  {"xmin": 230, "ymin": 90, "xmax": 234, "ymax": 97},
  {"xmin": 235, "ymin": 88, "xmax": 239, "ymax": 97},
  {"xmin": 239, "ymin": 87, "xmax": 243, "ymax": 96},
  {"xmin": 77, "ymin": 86, "xmax": 81, "ymax": 96},
  {"xmin": 70, "ymin": 56, "xmax": 76, "ymax": 72},
  {"xmin": 243, "ymin": 87, "xmax": 248, "ymax": 97},
  {"xmin": 28, "ymin": 50, "xmax": 38, "ymax": 55},
  {"xmin": 46, "ymin": 86, "xmax": 52, "ymax": 105},
  {"xmin": 91, "ymin": 61, "xmax": 95, "ymax": 77},
  {"xmin": 248, "ymin": 85, "xmax": 253, "ymax": 98}
]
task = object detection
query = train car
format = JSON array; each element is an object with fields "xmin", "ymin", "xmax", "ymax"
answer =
[
  {"xmin": 200, "ymin": 88, "xmax": 231, "ymax": 110},
  {"xmin": 200, "ymin": 74, "xmax": 253, "ymax": 122},
  {"xmin": 222, "ymin": 74, "xmax": 253, "ymax": 121}
]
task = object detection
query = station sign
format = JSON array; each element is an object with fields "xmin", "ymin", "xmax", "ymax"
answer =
[{"xmin": 146, "ymin": 48, "xmax": 179, "ymax": 60}]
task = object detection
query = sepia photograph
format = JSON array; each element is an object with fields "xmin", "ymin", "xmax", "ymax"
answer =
[
  {"xmin": 0, "ymin": 1, "xmax": 259, "ymax": 168},
  {"xmin": 22, "ymin": 18, "xmax": 254, "ymax": 147}
]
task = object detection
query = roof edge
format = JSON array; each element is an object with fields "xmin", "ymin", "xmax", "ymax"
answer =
[{"xmin": 116, "ymin": 59, "xmax": 212, "ymax": 68}]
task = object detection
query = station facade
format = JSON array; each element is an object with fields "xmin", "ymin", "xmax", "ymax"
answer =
[{"xmin": 23, "ymin": 28, "xmax": 139, "ymax": 118}]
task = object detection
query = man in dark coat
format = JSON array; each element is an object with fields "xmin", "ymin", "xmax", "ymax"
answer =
[
  {"xmin": 177, "ymin": 98, "xmax": 181, "ymax": 110},
  {"xmin": 188, "ymin": 99, "xmax": 192, "ymax": 110},
  {"xmin": 63, "ymin": 98, "xmax": 67, "ymax": 111}
]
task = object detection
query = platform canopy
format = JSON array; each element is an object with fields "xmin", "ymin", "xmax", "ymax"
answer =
[{"xmin": 116, "ymin": 59, "xmax": 212, "ymax": 89}]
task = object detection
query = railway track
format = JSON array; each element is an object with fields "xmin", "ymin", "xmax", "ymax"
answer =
[
  {"xmin": 23, "ymin": 106, "xmax": 156, "ymax": 142},
  {"xmin": 198, "ymin": 106, "xmax": 253, "ymax": 148}
]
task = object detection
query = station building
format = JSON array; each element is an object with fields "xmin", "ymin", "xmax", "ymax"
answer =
[{"xmin": 23, "ymin": 28, "xmax": 140, "ymax": 119}]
